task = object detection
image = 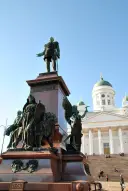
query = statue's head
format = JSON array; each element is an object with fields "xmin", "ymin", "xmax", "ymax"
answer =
[
  {"xmin": 49, "ymin": 37, "xmax": 54, "ymax": 42},
  {"xmin": 28, "ymin": 94, "xmax": 36, "ymax": 104},
  {"xmin": 17, "ymin": 110, "xmax": 22, "ymax": 116}
]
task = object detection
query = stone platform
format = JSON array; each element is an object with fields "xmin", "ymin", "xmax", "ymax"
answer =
[
  {"xmin": 0, "ymin": 151, "xmax": 61, "ymax": 183},
  {"xmin": 0, "ymin": 181, "xmax": 92, "ymax": 191},
  {"xmin": 0, "ymin": 151, "xmax": 93, "ymax": 183}
]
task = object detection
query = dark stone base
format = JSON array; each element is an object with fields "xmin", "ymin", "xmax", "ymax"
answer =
[
  {"xmin": 0, "ymin": 151, "xmax": 61, "ymax": 183},
  {"xmin": 0, "ymin": 181, "xmax": 91, "ymax": 191},
  {"xmin": 7, "ymin": 147, "xmax": 48, "ymax": 152},
  {"xmin": 61, "ymin": 144, "xmax": 80, "ymax": 155},
  {"xmin": 0, "ymin": 150, "xmax": 93, "ymax": 186},
  {"xmin": 39, "ymin": 71, "xmax": 58, "ymax": 77},
  {"xmin": 7, "ymin": 147, "xmax": 58, "ymax": 154}
]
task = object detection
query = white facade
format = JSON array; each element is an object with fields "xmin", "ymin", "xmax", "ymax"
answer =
[
  {"xmin": 76, "ymin": 76, "xmax": 128, "ymax": 155},
  {"xmin": 92, "ymin": 84, "xmax": 115, "ymax": 111}
]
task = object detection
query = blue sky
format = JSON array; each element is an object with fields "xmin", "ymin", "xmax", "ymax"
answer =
[{"xmin": 0, "ymin": 0, "xmax": 128, "ymax": 151}]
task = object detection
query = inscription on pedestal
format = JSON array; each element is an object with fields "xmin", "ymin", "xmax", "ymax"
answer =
[
  {"xmin": 9, "ymin": 182, "xmax": 25, "ymax": 191},
  {"xmin": 31, "ymin": 84, "xmax": 57, "ymax": 93}
]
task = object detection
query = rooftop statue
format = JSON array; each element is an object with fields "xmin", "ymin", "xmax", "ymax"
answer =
[
  {"xmin": 62, "ymin": 97, "xmax": 89, "ymax": 152},
  {"xmin": 36, "ymin": 37, "xmax": 60, "ymax": 73},
  {"xmin": 5, "ymin": 94, "xmax": 58, "ymax": 153}
]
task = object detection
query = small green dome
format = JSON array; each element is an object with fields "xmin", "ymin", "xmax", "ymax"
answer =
[
  {"xmin": 77, "ymin": 101, "xmax": 85, "ymax": 106},
  {"xmin": 124, "ymin": 96, "xmax": 128, "ymax": 101},
  {"xmin": 94, "ymin": 77, "xmax": 112, "ymax": 88}
]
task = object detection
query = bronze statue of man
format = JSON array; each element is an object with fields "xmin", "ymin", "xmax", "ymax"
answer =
[
  {"xmin": 36, "ymin": 37, "xmax": 60, "ymax": 73},
  {"xmin": 5, "ymin": 110, "xmax": 23, "ymax": 148}
]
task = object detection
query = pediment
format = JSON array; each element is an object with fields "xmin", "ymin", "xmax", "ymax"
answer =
[{"xmin": 85, "ymin": 112, "xmax": 128, "ymax": 123}]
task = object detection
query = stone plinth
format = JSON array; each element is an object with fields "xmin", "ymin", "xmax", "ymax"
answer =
[
  {"xmin": 61, "ymin": 154, "xmax": 93, "ymax": 182},
  {"xmin": 0, "ymin": 151, "xmax": 95, "ymax": 190},
  {"xmin": 0, "ymin": 151, "xmax": 61, "ymax": 183},
  {"xmin": 26, "ymin": 72, "xmax": 70, "ymax": 133},
  {"xmin": 0, "ymin": 151, "xmax": 92, "ymax": 182},
  {"xmin": 0, "ymin": 181, "xmax": 90, "ymax": 191}
]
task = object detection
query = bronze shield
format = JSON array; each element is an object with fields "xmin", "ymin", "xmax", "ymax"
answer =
[{"xmin": 34, "ymin": 103, "xmax": 45, "ymax": 123}]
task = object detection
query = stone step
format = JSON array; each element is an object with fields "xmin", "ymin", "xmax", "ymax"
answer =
[
  {"xmin": 88, "ymin": 155, "xmax": 128, "ymax": 182},
  {"xmin": 100, "ymin": 182, "xmax": 128, "ymax": 191}
]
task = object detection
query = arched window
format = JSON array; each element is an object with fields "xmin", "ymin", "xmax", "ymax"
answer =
[
  {"xmin": 102, "ymin": 100, "xmax": 105, "ymax": 105},
  {"xmin": 101, "ymin": 94, "xmax": 106, "ymax": 105},
  {"xmin": 108, "ymin": 100, "xmax": 111, "ymax": 105}
]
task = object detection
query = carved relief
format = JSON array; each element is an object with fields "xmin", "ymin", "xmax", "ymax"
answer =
[
  {"xmin": 11, "ymin": 160, "xmax": 38, "ymax": 173},
  {"xmin": 11, "ymin": 160, "xmax": 23, "ymax": 173}
]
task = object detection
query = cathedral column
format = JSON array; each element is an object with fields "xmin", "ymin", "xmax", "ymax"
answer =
[
  {"xmin": 109, "ymin": 128, "xmax": 114, "ymax": 154},
  {"xmin": 81, "ymin": 133, "xmax": 86, "ymax": 154},
  {"xmin": 98, "ymin": 129, "xmax": 102, "ymax": 155},
  {"xmin": 89, "ymin": 129, "xmax": 93, "ymax": 155},
  {"xmin": 118, "ymin": 128, "xmax": 124, "ymax": 153}
]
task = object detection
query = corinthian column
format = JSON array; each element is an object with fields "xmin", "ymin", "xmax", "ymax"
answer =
[
  {"xmin": 89, "ymin": 129, "xmax": 93, "ymax": 155},
  {"xmin": 81, "ymin": 133, "xmax": 85, "ymax": 153},
  {"xmin": 109, "ymin": 128, "xmax": 114, "ymax": 154},
  {"xmin": 98, "ymin": 129, "xmax": 102, "ymax": 155},
  {"xmin": 118, "ymin": 128, "xmax": 124, "ymax": 153}
]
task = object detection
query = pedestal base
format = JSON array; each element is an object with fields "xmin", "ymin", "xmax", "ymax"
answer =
[
  {"xmin": 0, "ymin": 181, "xmax": 91, "ymax": 191},
  {"xmin": 0, "ymin": 151, "xmax": 96, "ymax": 190},
  {"xmin": 61, "ymin": 154, "xmax": 93, "ymax": 182},
  {"xmin": 0, "ymin": 151, "xmax": 61, "ymax": 182}
]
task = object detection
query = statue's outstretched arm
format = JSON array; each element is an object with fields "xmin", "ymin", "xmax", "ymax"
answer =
[
  {"xmin": 80, "ymin": 106, "xmax": 89, "ymax": 119},
  {"xmin": 36, "ymin": 52, "xmax": 44, "ymax": 57}
]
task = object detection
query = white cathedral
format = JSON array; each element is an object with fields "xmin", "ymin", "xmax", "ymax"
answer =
[{"xmin": 74, "ymin": 76, "xmax": 128, "ymax": 155}]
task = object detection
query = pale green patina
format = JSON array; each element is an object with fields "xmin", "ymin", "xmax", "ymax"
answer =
[{"xmin": 95, "ymin": 76, "xmax": 112, "ymax": 87}]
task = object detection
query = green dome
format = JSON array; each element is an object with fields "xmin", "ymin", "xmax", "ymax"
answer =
[
  {"xmin": 77, "ymin": 101, "xmax": 85, "ymax": 106},
  {"xmin": 94, "ymin": 77, "xmax": 112, "ymax": 88}
]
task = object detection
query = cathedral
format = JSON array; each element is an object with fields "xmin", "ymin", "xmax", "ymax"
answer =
[{"xmin": 76, "ymin": 76, "xmax": 128, "ymax": 155}]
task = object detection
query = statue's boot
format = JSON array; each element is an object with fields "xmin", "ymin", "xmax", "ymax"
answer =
[
  {"xmin": 25, "ymin": 145, "xmax": 33, "ymax": 151},
  {"xmin": 52, "ymin": 60, "xmax": 56, "ymax": 71},
  {"xmin": 46, "ymin": 60, "xmax": 50, "ymax": 72}
]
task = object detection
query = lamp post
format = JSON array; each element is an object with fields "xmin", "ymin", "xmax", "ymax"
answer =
[{"xmin": 0, "ymin": 119, "xmax": 8, "ymax": 155}]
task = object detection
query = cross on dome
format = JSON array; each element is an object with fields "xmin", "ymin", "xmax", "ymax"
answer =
[{"xmin": 100, "ymin": 73, "xmax": 103, "ymax": 80}]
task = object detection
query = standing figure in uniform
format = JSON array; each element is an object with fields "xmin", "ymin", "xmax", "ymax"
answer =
[{"xmin": 36, "ymin": 37, "xmax": 60, "ymax": 73}]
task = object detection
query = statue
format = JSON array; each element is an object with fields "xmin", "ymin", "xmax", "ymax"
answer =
[
  {"xmin": 36, "ymin": 37, "xmax": 60, "ymax": 73},
  {"xmin": 5, "ymin": 95, "xmax": 41, "ymax": 149},
  {"xmin": 21, "ymin": 95, "xmax": 57, "ymax": 151},
  {"xmin": 39, "ymin": 112, "xmax": 58, "ymax": 153},
  {"xmin": 6, "ymin": 110, "xmax": 23, "ymax": 148},
  {"xmin": 21, "ymin": 94, "xmax": 41, "ymax": 149},
  {"xmin": 5, "ymin": 94, "xmax": 58, "ymax": 153},
  {"xmin": 62, "ymin": 97, "xmax": 89, "ymax": 152}
]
